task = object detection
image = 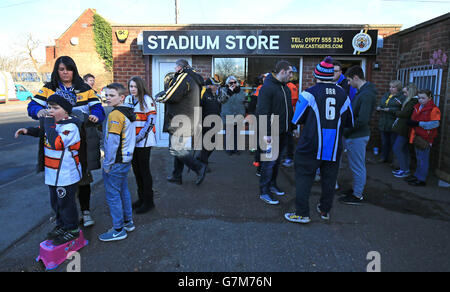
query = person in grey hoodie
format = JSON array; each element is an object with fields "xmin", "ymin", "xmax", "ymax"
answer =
[
  {"xmin": 339, "ymin": 65, "xmax": 378, "ymax": 205},
  {"xmin": 219, "ymin": 76, "xmax": 246, "ymax": 155}
]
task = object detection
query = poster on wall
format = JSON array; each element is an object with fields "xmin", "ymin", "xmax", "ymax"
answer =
[{"xmin": 142, "ymin": 29, "xmax": 378, "ymax": 56}]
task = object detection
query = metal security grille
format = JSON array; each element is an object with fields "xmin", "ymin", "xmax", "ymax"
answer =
[{"xmin": 397, "ymin": 65, "xmax": 443, "ymax": 106}]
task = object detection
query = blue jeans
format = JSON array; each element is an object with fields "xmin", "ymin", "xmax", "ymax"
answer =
[
  {"xmin": 259, "ymin": 133, "xmax": 288, "ymax": 194},
  {"xmin": 393, "ymin": 135, "xmax": 411, "ymax": 171},
  {"xmin": 414, "ymin": 147, "xmax": 430, "ymax": 182},
  {"xmin": 381, "ymin": 131, "xmax": 397, "ymax": 161},
  {"xmin": 344, "ymin": 136, "xmax": 369, "ymax": 198},
  {"xmin": 103, "ymin": 163, "xmax": 133, "ymax": 230}
]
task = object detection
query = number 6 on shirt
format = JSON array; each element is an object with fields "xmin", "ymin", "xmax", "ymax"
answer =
[{"xmin": 325, "ymin": 97, "xmax": 336, "ymax": 120}]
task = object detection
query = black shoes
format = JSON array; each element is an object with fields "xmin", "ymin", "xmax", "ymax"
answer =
[
  {"xmin": 167, "ymin": 175, "xmax": 182, "ymax": 185},
  {"xmin": 339, "ymin": 194, "xmax": 364, "ymax": 205},
  {"xmin": 135, "ymin": 202, "xmax": 155, "ymax": 214},
  {"xmin": 404, "ymin": 175, "xmax": 418, "ymax": 182},
  {"xmin": 404, "ymin": 175, "xmax": 426, "ymax": 186},
  {"xmin": 133, "ymin": 199, "xmax": 155, "ymax": 214},
  {"xmin": 195, "ymin": 163, "xmax": 207, "ymax": 185},
  {"xmin": 47, "ymin": 226, "xmax": 65, "ymax": 240},
  {"xmin": 132, "ymin": 199, "xmax": 144, "ymax": 209},
  {"xmin": 52, "ymin": 229, "xmax": 80, "ymax": 246},
  {"xmin": 408, "ymin": 179, "xmax": 426, "ymax": 187}
]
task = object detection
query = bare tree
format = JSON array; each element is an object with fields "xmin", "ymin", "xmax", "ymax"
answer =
[
  {"xmin": 23, "ymin": 33, "xmax": 41, "ymax": 73},
  {"xmin": 0, "ymin": 54, "xmax": 28, "ymax": 72},
  {"xmin": 215, "ymin": 58, "xmax": 245, "ymax": 82}
]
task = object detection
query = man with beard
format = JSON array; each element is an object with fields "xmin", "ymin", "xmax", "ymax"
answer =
[{"xmin": 256, "ymin": 60, "xmax": 294, "ymax": 205}]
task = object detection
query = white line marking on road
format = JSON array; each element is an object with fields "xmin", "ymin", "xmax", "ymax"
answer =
[{"xmin": 0, "ymin": 172, "xmax": 35, "ymax": 189}]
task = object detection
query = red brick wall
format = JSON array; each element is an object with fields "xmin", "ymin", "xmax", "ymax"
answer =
[
  {"xmin": 41, "ymin": 9, "xmax": 113, "ymax": 91},
  {"xmin": 374, "ymin": 15, "xmax": 450, "ymax": 174},
  {"xmin": 112, "ymin": 26, "xmax": 148, "ymax": 90},
  {"xmin": 369, "ymin": 36, "xmax": 400, "ymax": 147},
  {"xmin": 192, "ymin": 56, "xmax": 212, "ymax": 80}
]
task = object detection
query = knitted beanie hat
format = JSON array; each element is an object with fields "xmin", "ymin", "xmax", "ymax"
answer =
[
  {"xmin": 48, "ymin": 91, "xmax": 77, "ymax": 114},
  {"xmin": 313, "ymin": 56, "xmax": 334, "ymax": 81}
]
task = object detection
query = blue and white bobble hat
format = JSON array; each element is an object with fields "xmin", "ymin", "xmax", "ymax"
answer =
[
  {"xmin": 48, "ymin": 91, "xmax": 77, "ymax": 114},
  {"xmin": 313, "ymin": 56, "xmax": 335, "ymax": 81}
]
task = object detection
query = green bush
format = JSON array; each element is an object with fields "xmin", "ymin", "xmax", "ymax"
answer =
[{"xmin": 93, "ymin": 13, "xmax": 112, "ymax": 71}]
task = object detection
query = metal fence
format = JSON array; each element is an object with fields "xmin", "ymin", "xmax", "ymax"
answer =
[{"xmin": 397, "ymin": 65, "xmax": 443, "ymax": 106}]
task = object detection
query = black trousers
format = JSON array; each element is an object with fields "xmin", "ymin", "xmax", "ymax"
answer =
[
  {"xmin": 198, "ymin": 126, "xmax": 215, "ymax": 164},
  {"xmin": 169, "ymin": 134, "xmax": 203, "ymax": 178},
  {"xmin": 78, "ymin": 184, "xmax": 91, "ymax": 212},
  {"xmin": 294, "ymin": 153, "xmax": 340, "ymax": 217},
  {"xmin": 49, "ymin": 183, "xmax": 79, "ymax": 231},
  {"xmin": 131, "ymin": 147, "xmax": 154, "ymax": 204}
]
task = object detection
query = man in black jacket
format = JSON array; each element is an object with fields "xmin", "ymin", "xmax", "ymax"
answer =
[
  {"xmin": 197, "ymin": 77, "xmax": 221, "ymax": 167},
  {"xmin": 157, "ymin": 59, "xmax": 207, "ymax": 185},
  {"xmin": 256, "ymin": 60, "xmax": 294, "ymax": 205}
]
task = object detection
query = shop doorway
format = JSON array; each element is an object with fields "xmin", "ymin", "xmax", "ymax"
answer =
[
  {"xmin": 333, "ymin": 58, "xmax": 366, "ymax": 75},
  {"xmin": 152, "ymin": 56, "xmax": 192, "ymax": 147}
]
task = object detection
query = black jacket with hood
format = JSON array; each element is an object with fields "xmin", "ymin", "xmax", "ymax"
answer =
[
  {"xmin": 256, "ymin": 73, "xmax": 293, "ymax": 136},
  {"xmin": 158, "ymin": 68, "xmax": 204, "ymax": 136}
]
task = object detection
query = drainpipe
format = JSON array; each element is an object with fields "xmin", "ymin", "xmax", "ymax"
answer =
[{"xmin": 436, "ymin": 59, "xmax": 450, "ymax": 183}]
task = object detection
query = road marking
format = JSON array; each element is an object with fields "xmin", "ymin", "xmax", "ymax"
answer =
[
  {"xmin": 2, "ymin": 142, "xmax": 21, "ymax": 148},
  {"xmin": 0, "ymin": 172, "xmax": 36, "ymax": 189}
]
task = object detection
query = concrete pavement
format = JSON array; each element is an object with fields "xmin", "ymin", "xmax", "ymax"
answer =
[{"xmin": 0, "ymin": 145, "xmax": 449, "ymax": 272}]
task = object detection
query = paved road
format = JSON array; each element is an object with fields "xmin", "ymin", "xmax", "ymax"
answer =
[
  {"xmin": 0, "ymin": 102, "xmax": 449, "ymax": 272},
  {"xmin": 1, "ymin": 147, "xmax": 449, "ymax": 272}
]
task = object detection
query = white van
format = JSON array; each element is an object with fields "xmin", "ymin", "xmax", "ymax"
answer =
[{"xmin": 0, "ymin": 71, "xmax": 17, "ymax": 103}]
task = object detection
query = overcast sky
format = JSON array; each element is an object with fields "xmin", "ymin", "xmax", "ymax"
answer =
[{"xmin": 0, "ymin": 0, "xmax": 448, "ymax": 62}]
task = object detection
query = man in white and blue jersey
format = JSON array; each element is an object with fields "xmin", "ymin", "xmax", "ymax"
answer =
[{"xmin": 285, "ymin": 57, "xmax": 354, "ymax": 224}]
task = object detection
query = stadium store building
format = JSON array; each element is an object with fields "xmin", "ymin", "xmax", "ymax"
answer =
[{"xmin": 111, "ymin": 24, "xmax": 401, "ymax": 147}]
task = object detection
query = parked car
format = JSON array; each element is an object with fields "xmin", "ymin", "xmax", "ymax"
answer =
[{"xmin": 15, "ymin": 84, "xmax": 34, "ymax": 101}]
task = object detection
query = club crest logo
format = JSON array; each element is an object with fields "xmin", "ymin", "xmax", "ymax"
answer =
[
  {"xmin": 352, "ymin": 32, "xmax": 372, "ymax": 53},
  {"xmin": 56, "ymin": 187, "xmax": 67, "ymax": 199}
]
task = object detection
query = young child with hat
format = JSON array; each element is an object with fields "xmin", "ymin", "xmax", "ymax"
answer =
[{"xmin": 15, "ymin": 92, "xmax": 83, "ymax": 245}]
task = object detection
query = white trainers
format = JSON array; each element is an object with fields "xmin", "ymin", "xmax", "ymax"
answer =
[{"xmin": 82, "ymin": 211, "xmax": 95, "ymax": 227}]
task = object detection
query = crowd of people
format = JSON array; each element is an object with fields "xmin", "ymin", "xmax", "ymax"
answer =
[{"xmin": 14, "ymin": 54, "xmax": 441, "ymax": 245}]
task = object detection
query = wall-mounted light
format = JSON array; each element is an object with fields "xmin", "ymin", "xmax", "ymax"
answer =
[
  {"xmin": 373, "ymin": 61, "xmax": 380, "ymax": 70},
  {"xmin": 70, "ymin": 37, "xmax": 79, "ymax": 46},
  {"xmin": 137, "ymin": 32, "xmax": 143, "ymax": 49}
]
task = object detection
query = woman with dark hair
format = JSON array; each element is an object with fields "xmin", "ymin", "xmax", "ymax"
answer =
[
  {"xmin": 28, "ymin": 56, "xmax": 105, "ymax": 227},
  {"xmin": 127, "ymin": 76, "xmax": 157, "ymax": 213}
]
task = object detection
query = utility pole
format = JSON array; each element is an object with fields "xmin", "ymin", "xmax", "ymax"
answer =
[{"xmin": 175, "ymin": 0, "xmax": 179, "ymax": 24}]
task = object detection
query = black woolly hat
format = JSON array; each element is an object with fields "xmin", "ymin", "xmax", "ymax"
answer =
[{"xmin": 48, "ymin": 92, "xmax": 77, "ymax": 114}]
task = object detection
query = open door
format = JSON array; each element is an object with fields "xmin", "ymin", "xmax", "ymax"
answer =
[{"xmin": 152, "ymin": 56, "xmax": 192, "ymax": 147}]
